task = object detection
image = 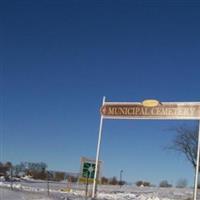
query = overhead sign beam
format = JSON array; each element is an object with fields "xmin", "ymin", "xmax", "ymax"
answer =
[{"xmin": 101, "ymin": 102, "xmax": 200, "ymax": 120}]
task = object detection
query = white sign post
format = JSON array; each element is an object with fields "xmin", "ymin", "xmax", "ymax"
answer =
[
  {"xmin": 92, "ymin": 97, "xmax": 200, "ymax": 199},
  {"xmin": 92, "ymin": 97, "xmax": 105, "ymax": 198}
]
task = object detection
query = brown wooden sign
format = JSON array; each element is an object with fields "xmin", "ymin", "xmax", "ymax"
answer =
[{"xmin": 101, "ymin": 103, "xmax": 200, "ymax": 120}]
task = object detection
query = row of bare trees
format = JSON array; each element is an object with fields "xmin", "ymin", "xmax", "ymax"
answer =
[
  {"xmin": 135, "ymin": 179, "xmax": 188, "ymax": 188},
  {"xmin": 0, "ymin": 162, "xmax": 12, "ymax": 180},
  {"xmin": 0, "ymin": 161, "xmax": 48, "ymax": 180},
  {"xmin": 101, "ymin": 176, "xmax": 126, "ymax": 185},
  {"xmin": 0, "ymin": 161, "xmax": 80, "ymax": 182}
]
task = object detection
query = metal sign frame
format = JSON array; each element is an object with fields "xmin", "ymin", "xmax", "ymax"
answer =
[
  {"xmin": 79, "ymin": 157, "xmax": 102, "ymax": 184},
  {"xmin": 92, "ymin": 97, "xmax": 200, "ymax": 200}
]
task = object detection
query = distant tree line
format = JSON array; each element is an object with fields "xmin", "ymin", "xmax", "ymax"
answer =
[
  {"xmin": 0, "ymin": 161, "xmax": 48, "ymax": 180},
  {"xmin": 134, "ymin": 179, "xmax": 188, "ymax": 188},
  {"xmin": 0, "ymin": 161, "xmax": 79, "ymax": 182},
  {"xmin": 101, "ymin": 176, "xmax": 126, "ymax": 186},
  {"xmin": 0, "ymin": 161, "xmax": 189, "ymax": 188},
  {"xmin": 0, "ymin": 162, "xmax": 12, "ymax": 180}
]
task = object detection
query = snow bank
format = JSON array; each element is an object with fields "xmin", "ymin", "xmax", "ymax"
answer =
[
  {"xmin": 0, "ymin": 181, "xmax": 193, "ymax": 200},
  {"xmin": 98, "ymin": 192, "xmax": 173, "ymax": 200}
]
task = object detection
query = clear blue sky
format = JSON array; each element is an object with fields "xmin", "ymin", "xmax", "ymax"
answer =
[{"xmin": 1, "ymin": 0, "xmax": 200, "ymax": 186}]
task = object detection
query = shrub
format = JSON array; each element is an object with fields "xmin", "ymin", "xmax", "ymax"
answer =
[
  {"xmin": 101, "ymin": 176, "xmax": 109, "ymax": 184},
  {"xmin": 109, "ymin": 176, "xmax": 118, "ymax": 185},
  {"xmin": 159, "ymin": 180, "xmax": 172, "ymax": 188},
  {"xmin": 136, "ymin": 180, "xmax": 150, "ymax": 187},
  {"xmin": 176, "ymin": 178, "xmax": 188, "ymax": 188}
]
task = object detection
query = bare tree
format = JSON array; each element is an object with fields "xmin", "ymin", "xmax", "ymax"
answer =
[
  {"xmin": 168, "ymin": 125, "xmax": 198, "ymax": 169},
  {"xmin": 176, "ymin": 178, "xmax": 188, "ymax": 188}
]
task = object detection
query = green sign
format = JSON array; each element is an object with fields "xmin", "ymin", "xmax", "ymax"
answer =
[{"xmin": 82, "ymin": 162, "xmax": 95, "ymax": 179}]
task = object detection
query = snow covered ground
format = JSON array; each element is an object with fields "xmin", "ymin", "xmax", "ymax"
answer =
[
  {"xmin": 0, "ymin": 188, "xmax": 52, "ymax": 200},
  {"xmin": 0, "ymin": 181, "xmax": 197, "ymax": 200}
]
